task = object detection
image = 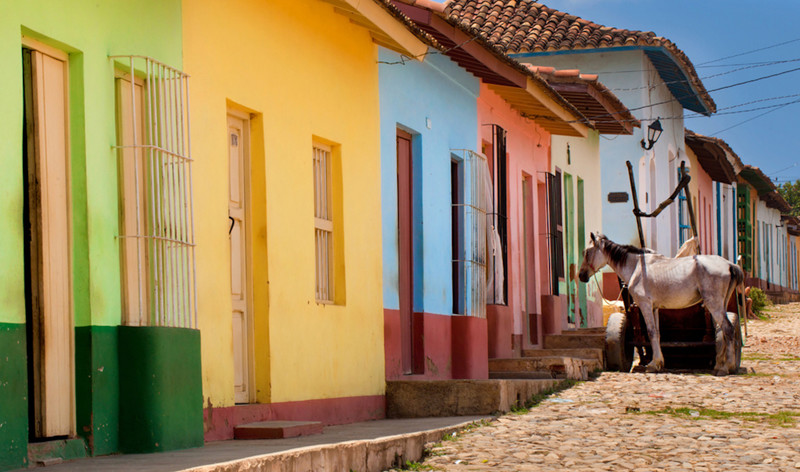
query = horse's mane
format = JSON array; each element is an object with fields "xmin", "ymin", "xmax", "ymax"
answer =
[{"xmin": 600, "ymin": 237, "xmax": 648, "ymax": 266}]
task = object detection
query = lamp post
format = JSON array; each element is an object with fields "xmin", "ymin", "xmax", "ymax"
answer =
[{"xmin": 640, "ymin": 118, "xmax": 663, "ymax": 150}]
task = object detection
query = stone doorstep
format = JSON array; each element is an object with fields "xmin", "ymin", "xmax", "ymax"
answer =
[
  {"xmin": 489, "ymin": 356, "xmax": 601, "ymax": 381},
  {"xmin": 28, "ymin": 438, "xmax": 88, "ymax": 466},
  {"xmin": 544, "ymin": 332, "xmax": 606, "ymax": 350},
  {"xmin": 488, "ymin": 371, "xmax": 555, "ymax": 380},
  {"xmin": 521, "ymin": 347, "xmax": 605, "ymax": 364},
  {"xmin": 234, "ymin": 421, "xmax": 324, "ymax": 440}
]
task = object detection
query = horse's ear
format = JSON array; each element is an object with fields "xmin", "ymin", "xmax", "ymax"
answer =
[{"xmin": 590, "ymin": 232, "xmax": 596, "ymax": 243}]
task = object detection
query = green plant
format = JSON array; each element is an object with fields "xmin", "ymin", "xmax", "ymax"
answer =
[
  {"xmin": 398, "ymin": 461, "xmax": 439, "ymax": 471},
  {"xmin": 749, "ymin": 287, "xmax": 771, "ymax": 319},
  {"xmin": 628, "ymin": 407, "xmax": 800, "ymax": 427}
]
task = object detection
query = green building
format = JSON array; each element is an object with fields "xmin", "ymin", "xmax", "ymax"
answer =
[{"xmin": 0, "ymin": 2, "xmax": 202, "ymax": 469}]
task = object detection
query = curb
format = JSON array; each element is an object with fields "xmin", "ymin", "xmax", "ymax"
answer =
[{"xmin": 180, "ymin": 418, "xmax": 488, "ymax": 472}]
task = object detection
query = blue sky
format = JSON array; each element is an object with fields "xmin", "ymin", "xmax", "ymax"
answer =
[{"xmin": 528, "ymin": 0, "xmax": 800, "ymax": 185}]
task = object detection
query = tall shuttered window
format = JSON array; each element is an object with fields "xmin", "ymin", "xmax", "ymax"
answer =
[
  {"xmin": 451, "ymin": 149, "xmax": 488, "ymax": 318},
  {"xmin": 484, "ymin": 124, "xmax": 508, "ymax": 305},
  {"xmin": 314, "ymin": 143, "xmax": 334, "ymax": 303},
  {"xmin": 113, "ymin": 55, "xmax": 197, "ymax": 328}
]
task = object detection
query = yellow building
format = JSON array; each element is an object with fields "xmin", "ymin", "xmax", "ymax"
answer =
[{"xmin": 182, "ymin": 0, "xmax": 427, "ymax": 439}]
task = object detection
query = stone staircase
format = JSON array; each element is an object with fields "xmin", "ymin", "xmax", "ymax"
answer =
[{"xmin": 489, "ymin": 328, "xmax": 607, "ymax": 382}]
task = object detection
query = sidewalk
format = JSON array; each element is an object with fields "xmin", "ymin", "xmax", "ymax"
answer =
[{"xmin": 28, "ymin": 416, "xmax": 490, "ymax": 472}]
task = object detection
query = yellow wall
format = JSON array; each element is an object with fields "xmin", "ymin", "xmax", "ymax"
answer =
[{"xmin": 183, "ymin": 0, "xmax": 385, "ymax": 407}]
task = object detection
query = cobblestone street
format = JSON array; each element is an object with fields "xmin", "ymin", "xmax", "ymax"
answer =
[{"xmin": 412, "ymin": 303, "xmax": 800, "ymax": 471}]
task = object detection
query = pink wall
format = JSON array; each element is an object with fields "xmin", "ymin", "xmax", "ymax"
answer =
[
  {"xmin": 478, "ymin": 83, "xmax": 552, "ymax": 356},
  {"xmin": 695, "ymin": 164, "xmax": 715, "ymax": 254}
]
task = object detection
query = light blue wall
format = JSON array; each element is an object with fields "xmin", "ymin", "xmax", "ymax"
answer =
[{"xmin": 379, "ymin": 48, "xmax": 479, "ymax": 315}]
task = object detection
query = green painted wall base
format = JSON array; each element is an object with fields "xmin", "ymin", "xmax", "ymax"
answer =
[
  {"xmin": 28, "ymin": 438, "xmax": 88, "ymax": 465},
  {"xmin": 75, "ymin": 326, "xmax": 120, "ymax": 456},
  {"xmin": 119, "ymin": 326, "xmax": 203, "ymax": 453},
  {"xmin": 0, "ymin": 323, "xmax": 28, "ymax": 471}
]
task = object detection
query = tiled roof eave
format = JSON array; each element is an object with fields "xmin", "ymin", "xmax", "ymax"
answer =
[{"xmin": 508, "ymin": 45, "xmax": 715, "ymax": 116}]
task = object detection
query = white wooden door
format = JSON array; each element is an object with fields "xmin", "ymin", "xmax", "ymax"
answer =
[
  {"xmin": 228, "ymin": 114, "xmax": 251, "ymax": 404},
  {"xmin": 25, "ymin": 45, "xmax": 73, "ymax": 437}
]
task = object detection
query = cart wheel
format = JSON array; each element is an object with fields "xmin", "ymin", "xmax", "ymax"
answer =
[
  {"xmin": 606, "ymin": 312, "xmax": 633, "ymax": 372},
  {"xmin": 727, "ymin": 311, "xmax": 742, "ymax": 372}
]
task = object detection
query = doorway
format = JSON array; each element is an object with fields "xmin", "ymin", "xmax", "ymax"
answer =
[
  {"xmin": 396, "ymin": 129, "xmax": 418, "ymax": 374},
  {"xmin": 228, "ymin": 112, "xmax": 253, "ymax": 403},
  {"xmin": 22, "ymin": 42, "xmax": 74, "ymax": 439}
]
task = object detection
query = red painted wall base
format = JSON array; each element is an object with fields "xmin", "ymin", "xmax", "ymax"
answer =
[
  {"xmin": 486, "ymin": 304, "xmax": 513, "ymax": 358},
  {"xmin": 384, "ymin": 309, "xmax": 488, "ymax": 380},
  {"xmin": 203, "ymin": 395, "xmax": 385, "ymax": 442}
]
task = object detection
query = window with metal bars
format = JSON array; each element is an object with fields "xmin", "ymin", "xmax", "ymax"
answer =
[
  {"xmin": 545, "ymin": 170, "xmax": 565, "ymax": 296},
  {"xmin": 737, "ymin": 183, "xmax": 752, "ymax": 272},
  {"xmin": 112, "ymin": 55, "xmax": 197, "ymax": 329},
  {"xmin": 451, "ymin": 149, "xmax": 488, "ymax": 318},
  {"xmin": 485, "ymin": 125, "xmax": 508, "ymax": 305},
  {"xmin": 313, "ymin": 143, "xmax": 335, "ymax": 303}
]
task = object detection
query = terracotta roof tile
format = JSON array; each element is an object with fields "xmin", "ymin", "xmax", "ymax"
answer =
[
  {"xmin": 444, "ymin": 0, "xmax": 716, "ymax": 114},
  {"xmin": 528, "ymin": 65, "xmax": 640, "ymax": 135}
]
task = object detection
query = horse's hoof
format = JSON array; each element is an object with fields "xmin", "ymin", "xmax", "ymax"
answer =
[
  {"xmin": 645, "ymin": 364, "xmax": 660, "ymax": 373},
  {"xmin": 714, "ymin": 369, "xmax": 728, "ymax": 377}
]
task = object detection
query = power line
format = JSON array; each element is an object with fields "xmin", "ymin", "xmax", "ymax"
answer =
[
  {"xmin": 711, "ymin": 101, "xmax": 798, "ymax": 136},
  {"xmin": 698, "ymin": 37, "xmax": 800, "ymax": 65},
  {"xmin": 610, "ymin": 58, "xmax": 800, "ymax": 92}
]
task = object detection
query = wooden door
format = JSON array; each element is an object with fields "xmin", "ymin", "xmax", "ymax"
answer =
[
  {"xmin": 23, "ymin": 45, "xmax": 73, "ymax": 438},
  {"xmin": 396, "ymin": 130, "xmax": 414, "ymax": 374},
  {"xmin": 228, "ymin": 114, "xmax": 251, "ymax": 403},
  {"xmin": 522, "ymin": 176, "xmax": 538, "ymax": 345}
]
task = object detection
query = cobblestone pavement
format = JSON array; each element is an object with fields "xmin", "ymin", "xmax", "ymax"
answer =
[{"xmin": 410, "ymin": 303, "xmax": 800, "ymax": 471}]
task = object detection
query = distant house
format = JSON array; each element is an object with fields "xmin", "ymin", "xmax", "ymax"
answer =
[
  {"xmin": 445, "ymin": 0, "xmax": 717, "ymax": 255},
  {"xmin": 738, "ymin": 166, "xmax": 793, "ymax": 290},
  {"xmin": 684, "ymin": 130, "xmax": 739, "ymax": 260},
  {"xmin": 783, "ymin": 216, "xmax": 800, "ymax": 292}
]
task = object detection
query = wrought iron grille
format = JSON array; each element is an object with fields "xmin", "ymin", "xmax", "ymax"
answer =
[
  {"xmin": 451, "ymin": 149, "xmax": 488, "ymax": 318},
  {"xmin": 111, "ymin": 55, "xmax": 197, "ymax": 329}
]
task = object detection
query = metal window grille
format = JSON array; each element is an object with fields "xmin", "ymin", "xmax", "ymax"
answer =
[
  {"xmin": 451, "ymin": 149, "xmax": 488, "ymax": 318},
  {"xmin": 112, "ymin": 55, "xmax": 197, "ymax": 329},
  {"xmin": 485, "ymin": 124, "xmax": 508, "ymax": 305},
  {"xmin": 737, "ymin": 183, "xmax": 752, "ymax": 272},
  {"xmin": 313, "ymin": 143, "xmax": 334, "ymax": 302},
  {"xmin": 539, "ymin": 170, "xmax": 563, "ymax": 296}
]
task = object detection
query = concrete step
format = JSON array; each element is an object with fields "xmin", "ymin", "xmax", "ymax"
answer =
[
  {"xmin": 567, "ymin": 327, "xmax": 606, "ymax": 334},
  {"xmin": 28, "ymin": 438, "xmax": 88, "ymax": 467},
  {"xmin": 386, "ymin": 379, "xmax": 563, "ymax": 418},
  {"xmin": 521, "ymin": 348, "xmax": 604, "ymax": 365},
  {"xmin": 234, "ymin": 421, "xmax": 323, "ymax": 440},
  {"xmin": 544, "ymin": 332, "xmax": 606, "ymax": 350},
  {"xmin": 489, "ymin": 356, "xmax": 600, "ymax": 381},
  {"xmin": 488, "ymin": 371, "xmax": 555, "ymax": 380}
]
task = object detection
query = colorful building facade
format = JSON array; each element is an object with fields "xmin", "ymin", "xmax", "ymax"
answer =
[
  {"xmin": 1, "ymin": 2, "xmax": 201, "ymax": 470},
  {"xmin": 182, "ymin": 0, "xmax": 427, "ymax": 440},
  {"xmin": 378, "ymin": 29, "xmax": 486, "ymax": 379}
]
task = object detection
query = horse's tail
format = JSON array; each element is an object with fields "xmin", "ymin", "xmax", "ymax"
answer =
[{"xmin": 728, "ymin": 263, "xmax": 745, "ymax": 312}]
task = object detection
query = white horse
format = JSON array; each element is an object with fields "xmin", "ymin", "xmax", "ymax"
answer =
[{"xmin": 578, "ymin": 233, "xmax": 744, "ymax": 375}]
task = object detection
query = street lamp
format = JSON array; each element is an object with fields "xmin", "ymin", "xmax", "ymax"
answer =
[{"xmin": 640, "ymin": 118, "xmax": 663, "ymax": 150}]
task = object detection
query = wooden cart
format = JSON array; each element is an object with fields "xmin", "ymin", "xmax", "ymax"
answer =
[{"xmin": 604, "ymin": 161, "xmax": 745, "ymax": 372}]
